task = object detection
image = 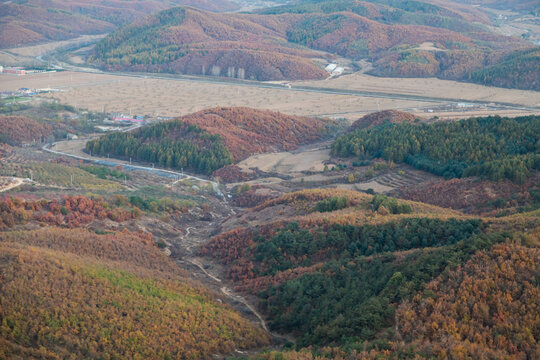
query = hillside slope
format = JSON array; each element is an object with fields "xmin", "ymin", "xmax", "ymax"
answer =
[
  {"xmin": 333, "ymin": 115, "xmax": 540, "ymax": 182},
  {"xmin": 0, "ymin": 0, "xmax": 238, "ymax": 48},
  {"xmin": 90, "ymin": 7, "xmax": 327, "ymax": 81},
  {"xmin": 89, "ymin": 1, "xmax": 538, "ymax": 88},
  {"xmin": 85, "ymin": 107, "xmax": 329, "ymax": 174},
  {"xmin": 0, "ymin": 227, "xmax": 269, "ymax": 359},
  {"xmin": 349, "ymin": 110, "xmax": 421, "ymax": 130},
  {"xmin": 180, "ymin": 107, "xmax": 329, "ymax": 161},
  {"xmin": 0, "ymin": 116, "xmax": 52, "ymax": 146},
  {"xmin": 200, "ymin": 188, "xmax": 540, "ymax": 357},
  {"xmin": 395, "ymin": 243, "xmax": 540, "ymax": 359}
]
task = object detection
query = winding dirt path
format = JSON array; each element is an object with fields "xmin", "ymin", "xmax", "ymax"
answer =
[{"xmin": 179, "ymin": 224, "xmax": 275, "ymax": 335}]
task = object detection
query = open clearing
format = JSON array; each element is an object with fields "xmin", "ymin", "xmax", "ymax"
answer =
[
  {"xmin": 2, "ymin": 70, "xmax": 538, "ymax": 121},
  {"xmin": 0, "ymin": 71, "xmax": 431, "ymax": 120},
  {"xmin": 238, "ymin": 148, "xmax": 330, "ymax": 174},
  {"xmin": 296, "ymin": 73, "xmax": 540, "ymax": 108}
]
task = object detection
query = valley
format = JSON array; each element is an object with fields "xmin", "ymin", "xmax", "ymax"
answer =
[
  {"xmin": 1, "ymin": 68, "xmax": 539, "ymax": 123},
  {"xmin": 1, "ymin": 0, "xmax": 539, "ymax": 359}
]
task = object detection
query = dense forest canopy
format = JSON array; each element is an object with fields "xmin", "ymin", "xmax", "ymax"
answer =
[
  {"xmin": 332, "ymin": 115, "xmax": 540, "ymax": 183},
  {"xmin": 261, "ymin": 231, "xmax": 502, "ymax": 347},
  {"xmin": 469, "ymin": 48, "xmax": 540, "ymax": 90},
  {"xmin": 86, "ymin": 120, "xmax": 234, "ymax": 175}
]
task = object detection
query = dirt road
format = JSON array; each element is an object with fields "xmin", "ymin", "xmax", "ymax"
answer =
[{"xmin": 0, "ymin": 177, "xmax": 24, "ymax": 193}]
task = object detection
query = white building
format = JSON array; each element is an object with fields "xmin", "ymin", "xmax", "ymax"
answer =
[{"xmin": 325, "ymin": 63, "xmax": 337, "ymax": 72}]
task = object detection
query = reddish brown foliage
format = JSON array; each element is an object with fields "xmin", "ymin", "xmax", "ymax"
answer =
[
  {"xmin": 0, "ymin": 116, "xmax": 52, "ymax": 145},
  {"xmin": 180, "ymin": 107, "xmax": 328, "ymax": 161},
  {"xmin": 200, "ymin": 227, "xmax": 257, "ymax": 267},
  {"xmin": 232, "ymin": 186, "xmax": 281, "ymax": 208},
  {"xmin": 252, "ymin": 188, "xmax": 366, "ymax": 212},
  {"xmin": 350, "ymin": 110, "xmax": 420, "ymax": 130},
  {"xmin": 0, "ymin": 3, "xmax": 114, "ymax": 48},
  {"xmin": 0, "ymin": 227, "xmax": 269, "ymax": 359},
  {"xmin": 0, "ymin": 0, "xmax": 238, "ymax": 47},
  {"xmin": 0, "ymin": 195, "xmax": 137, "ymax": 230},
  {"xmin": 98, "ymin": 8, "xmax": 327, "ymax": 81},
  {"xmin": 212, "ymin": 165, "xmax": 255, "ymax": 183},
  {"xmin": 398, "ymin": 176, "xmax": 537, "ymax": 214},
  {"xmin": 397, "ymin": 244, "xmax": 540, "ymax": 359},
  {"xmin": 0, "ymin": 227, "xmax": 176, "ymax": 273},
  {"xmin": 234, "ymin": 264, "xmax": 324, "ymax": 294}
]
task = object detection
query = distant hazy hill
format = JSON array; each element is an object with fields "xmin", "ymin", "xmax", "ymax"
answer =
[
  {"xmin": 0, "ymin": 0, "xmax": 239, "ymax": 48},
  {"xmin": 90, "ymin": 1, "xmax": 538, "ymax": 89},
  {"xmin": 85, "ymin": 107, "xmax": 328, "ymax": 174},
  {"xmin": 264, "ymin": 0, "xmax": 536, "ymax": 88},
  {"xmin": 90, "ymin": 7, "xmax": 328, "ymax": 81},
  {"xmin": 449, "ymin": 0, "xmax": 540, "ymax": 14}
]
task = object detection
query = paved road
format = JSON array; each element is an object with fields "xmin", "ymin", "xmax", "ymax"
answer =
[
  {"xmin": 42, "ymin": 140, "xmax": 223, "ymax": 197},
  {"xmin": 42, "ymin": 53, "xmax": 540, "ymax": 112}
]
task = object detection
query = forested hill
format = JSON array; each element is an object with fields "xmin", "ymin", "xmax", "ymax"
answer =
[
  {"xmin": 332, "ymin": 115, "xmax": 540, "ymax": 183},
  {"xmin": 88, "ymin": 1, "xmax": 539, "ymax": 89},
  {"xmin": 180, "ymin": 107, "xmax": 330, "ymax": 161},
  {"xmin": 201, "ymin": 188, "xmax": 540, "ymax": 358},
  {"xmin": 90, "ymin": 7, "xmax": 328, "ymax": 81},
  {"xmin": 0, "ymin": 0, "xmax": 238, "ymax": 48},
  {"xmin": 85, "ymin": 107, "xmax": 329, "ymax": 175},
  {"xmin": 349, "ymin": 110, "xmax": 421, "ymax": 130},
  {"xmin": 86, "ymin": 120, "xmax": 234, "ymax": 175},
  {"xmin": 0, "ymin": 116, "xmax": 52, "ymax": 146},
  {"xmin": 468, "ymin": 48, "xmax": 540, "ymax": 90},
  {"xmin": 0, "ymin": 226, "xmax": 269, "ymax": 359}
]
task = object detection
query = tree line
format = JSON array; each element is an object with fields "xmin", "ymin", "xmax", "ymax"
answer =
[
  {"xmin": 332, "ymin": 115, "xmax": 540, "ymax": 183},
  {"xmin": 259, "ymin": 229, "xmax": 504, "ymax": 347},
  {"xmin": 85, "ymin": 120, "xmax": 234, "ymax": 175}
]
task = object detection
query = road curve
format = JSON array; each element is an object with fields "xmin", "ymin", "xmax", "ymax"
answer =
[{"xmin": 42, "ymin": 140, "xmax": 223, "ymax": 197}]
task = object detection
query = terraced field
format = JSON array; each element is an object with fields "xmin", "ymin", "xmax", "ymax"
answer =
[{"xmin": 373, "ymin": 166, "xmax": 435, "ymax": 189}]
